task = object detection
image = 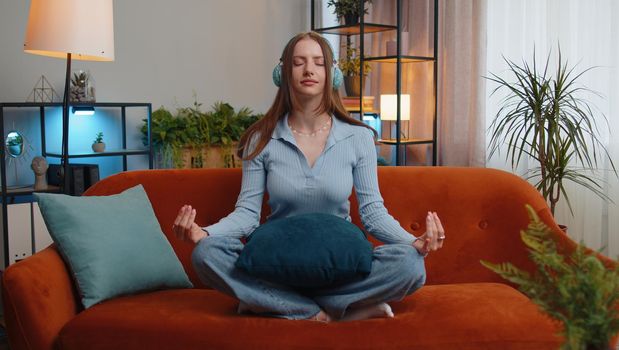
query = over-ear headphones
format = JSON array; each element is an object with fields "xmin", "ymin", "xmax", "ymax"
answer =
[
  {"xmin": 272, "ymin": 35, "xmax": 343, "ymax": 90},
  {"xmin": 272, "ymin": 63, "xmax": 343, "ymax": 90}
]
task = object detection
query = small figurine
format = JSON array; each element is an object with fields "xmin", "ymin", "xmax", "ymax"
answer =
[{"xmin": 31, "ymin": 156, "xmax": 48, "ymax": 190}]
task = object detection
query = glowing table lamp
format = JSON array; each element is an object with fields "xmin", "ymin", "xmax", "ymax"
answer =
[
  {"xmin": 380, "ymin": 94, "xmax": 410, "ymax": 140},
  {"xmin": 23, "ymin": 0, "xmax": 114, "ymax": 194}
]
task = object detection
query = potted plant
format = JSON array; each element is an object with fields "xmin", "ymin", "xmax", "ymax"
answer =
[
  {"xmin": 197, "ymin": 101, "xmax": 258, "ymax": 168},
  {"xmin": 481, "ymin": 205, "xmax": 619, "ymax": 350},
  {"xmin": 92, "ymin": 132, "xmax": 105, "ymax": 153},
  {"xmin": 327, "ymin": 0, "xmax": 373, "ymax": 25},
  {"xmin": 487, "ymin": 49, "xmax": 617, "ymax": 217},
  {"xmin": 338, "ymin": 44, "xmax": 372, "ymax": 97},
  {"xmin": 141, "ymin": 101, "xmax": 262, "ymax": 169},
  {"xmin": 70, "ymin": 70, "xmax": 96, "ymax": 102}
]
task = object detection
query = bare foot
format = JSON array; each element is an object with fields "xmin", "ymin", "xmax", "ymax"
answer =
[
  {"xmin": 309, "ymin": 310, "xmax": 332, "ymax": 323},
  {"xmin": 340, "ymin": 303, "xmax": 395, "ymax": 322}
]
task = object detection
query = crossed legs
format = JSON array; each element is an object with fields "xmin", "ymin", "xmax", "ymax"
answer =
[{"xmin": 191, "ymin": 235, "xmax": 426, "ymax": 321}]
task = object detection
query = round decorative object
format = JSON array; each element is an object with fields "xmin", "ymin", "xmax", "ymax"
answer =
[
  {"xmin": 5, "ymin": 131, "xmax": 24, "ymax": 158},
  {"xmin": 92, "ymin": 142, "xmax": 105, "ymax": 153}
]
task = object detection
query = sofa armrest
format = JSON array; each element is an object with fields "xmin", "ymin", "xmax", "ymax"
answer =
[{"xmin": 2, "ymin": 245, "xmax": 80, "ymax": 350}]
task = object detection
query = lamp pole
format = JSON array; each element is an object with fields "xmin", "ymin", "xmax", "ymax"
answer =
[{"xmin": 61, "ymin": 53, "xmax": 71, "ymax": 194}]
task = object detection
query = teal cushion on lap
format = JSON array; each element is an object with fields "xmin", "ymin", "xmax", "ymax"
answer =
[
  {"xmin": 235, "ymin": 213, "xmax": 373, "ymax": 288},
  {"xmin": 34, "ymin": 184, "xmax": 192, "ymax": 308}
]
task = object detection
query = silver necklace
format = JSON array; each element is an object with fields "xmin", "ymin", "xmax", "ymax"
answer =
[{"xmin": 289, "ymin": 118, "xmax": 332, "ymax": 137}]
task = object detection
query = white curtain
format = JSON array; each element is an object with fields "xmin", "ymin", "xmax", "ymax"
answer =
[
  {"xmin": 352, "ymin": 0, "xmax": 487, "ymax": 166},
  {"xmin": 485, "ymin": 0, "xmax": 619, "ymax": 259}
]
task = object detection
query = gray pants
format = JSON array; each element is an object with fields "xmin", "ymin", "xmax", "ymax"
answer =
[{"xmin": 191, "ymin": 235, "xmax": 426, "ymax": 320}]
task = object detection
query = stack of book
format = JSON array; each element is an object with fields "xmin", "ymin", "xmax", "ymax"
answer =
[
  {"xmin": 341, "ymin": 96, "xmax": 376, "ymax": 113},
  {"xmin": 47, "ymin": 163, "xmax": 100, "ymax": 196}
]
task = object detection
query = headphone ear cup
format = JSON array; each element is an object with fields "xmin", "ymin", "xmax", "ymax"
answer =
[
  {"xmin": 272, "ymin": 63, "xmax": 282, "ymax": 87},
  {"xmin": 332, "ymin": 66, "xmax": 343, "ymax": 90}
]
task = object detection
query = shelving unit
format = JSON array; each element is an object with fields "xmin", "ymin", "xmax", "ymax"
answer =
[
  {"xmin": 0, "ymin": 102, "xmax": 152, "ymax": 267},
  {"xmin": 311, "ymin": 0, "xmax": 438, "ymax": 166}
]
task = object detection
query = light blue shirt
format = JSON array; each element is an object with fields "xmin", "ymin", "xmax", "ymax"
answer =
[{"xmin": 203, "ymin": 114, "xmax": 417, "ymax": 246}]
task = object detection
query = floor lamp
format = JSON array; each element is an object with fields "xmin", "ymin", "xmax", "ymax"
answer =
[{"xmin": 23, "ymin": 0, "xmax": 114, "ymax": 195}]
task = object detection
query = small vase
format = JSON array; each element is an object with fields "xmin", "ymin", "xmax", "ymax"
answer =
[{"xmin": 92, "ymin": 142, "xmax": 105, "ymax": 153}]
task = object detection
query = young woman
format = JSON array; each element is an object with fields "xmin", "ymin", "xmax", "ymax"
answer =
[{"xmin": 172, "ymin": 31, "xmax": 445, "ymax": 322}]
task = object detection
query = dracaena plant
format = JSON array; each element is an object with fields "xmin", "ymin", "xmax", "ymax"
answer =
[{"xmin": 486, "ymin": 48, "xmax": 616, "ymax": 216}]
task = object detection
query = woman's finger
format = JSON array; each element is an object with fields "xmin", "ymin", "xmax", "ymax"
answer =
[
  {"xmin": 433, "ymin": 212, "xmax": 445, "ymax": 248},
  {"xmin": 431, "ymin": 212, "xmax": 441, "ymax": 250},
  {"xmin": 188, "ymin": 209, "xmax": 197, "ymax": 237},
  {"xmin": 172, "ymin": 206, "xmax": 187, "ymax": 238},
  {"xmin": 426, "ymin": 212, "xmax": 436, "ymax": 250},
  {"xmin": 179, "ymin": 206, "xmax": 193, "ymax": 234},
  {"xmin": 173, "ymin": 206, "xmax": 185, "ymax": 229}
]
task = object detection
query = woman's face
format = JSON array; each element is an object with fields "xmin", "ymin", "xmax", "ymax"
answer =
[{"xmin": 290, "ymin": 37, "xmax": 327, "ymax": 99}]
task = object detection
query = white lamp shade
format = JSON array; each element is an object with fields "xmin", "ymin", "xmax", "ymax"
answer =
[
  {"xmin": 380, "ymin": 94, "xmax": 411, "ymax": 121},
  {"xmin": 24, "ymin": 0, "xmax": 114, "ymax": 61}
]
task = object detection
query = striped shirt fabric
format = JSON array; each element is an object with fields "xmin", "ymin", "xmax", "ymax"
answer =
[{"xmin": 202, "ymin": 114, "xmax": 417, "ymax": 246}]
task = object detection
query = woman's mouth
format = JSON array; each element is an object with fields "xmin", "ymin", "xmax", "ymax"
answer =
[{"xmin": 301, "ymin": 79, "xmax": 318, "ymax": 86}]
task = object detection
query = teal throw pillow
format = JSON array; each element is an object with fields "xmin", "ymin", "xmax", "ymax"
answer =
[
  {"xmin": 236, "ymin": 213, "xmax": 373, "ymax": 288},
  {"xmin": 34, "ymin": 184, "xmax": 192, "ymax": 308}
]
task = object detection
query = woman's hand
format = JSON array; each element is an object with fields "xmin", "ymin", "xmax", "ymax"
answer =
[
  {"xmin": 412, "ymin": 211, "xmax": 446, "ymax": 257},
  {"xmin": 172, "ymin": 205, "xmax": 208, "ymax": 244}
]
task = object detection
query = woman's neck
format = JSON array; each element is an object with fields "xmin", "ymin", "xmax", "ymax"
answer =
[
  {"xmin": 289, "ymin": 110, "xmax": 331, "ymax": 132},
  {"xmin": 289, "ymin": 98, "xmax": 331, "ymax": 131}
]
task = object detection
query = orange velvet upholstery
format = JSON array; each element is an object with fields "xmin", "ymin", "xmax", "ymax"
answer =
[
  {"xmin": 2, "ymin": 167, "xmax": 614, "ymax": 349},
  {"xmin": 56, "ymin": 284, "xmax": 558, "ymax": 350}
]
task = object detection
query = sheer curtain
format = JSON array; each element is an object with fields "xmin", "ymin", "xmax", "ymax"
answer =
[
  {"xmin": 354, "ymin": 0, "xmax": 487, "ymax": 166},
  {"xmin": 485, "ymin": 0, "xmax": 619, "ymax": 259}
]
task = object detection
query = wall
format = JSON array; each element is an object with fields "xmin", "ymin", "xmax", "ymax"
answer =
[
  {"xmin": 0, "ymin": 0, "xmax": 310, "ymax": 268},
  {"xmin": 0, "ymin": 0, "xmax": 309, "ymax": 112}
]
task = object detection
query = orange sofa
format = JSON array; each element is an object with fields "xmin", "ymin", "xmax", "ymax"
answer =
[{"xmin": 3, "ymin": 166, "xmax": 613, "ymax": 349}]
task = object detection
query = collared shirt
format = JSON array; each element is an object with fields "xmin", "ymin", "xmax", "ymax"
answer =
[{"xmin": 203, "ymin": 114, "xmax": 416, "ymax": 246}]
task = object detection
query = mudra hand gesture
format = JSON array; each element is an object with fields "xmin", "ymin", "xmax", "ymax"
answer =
[
  {"xmin": 412, "ymin": 211, "xmax": 445, "ymax": 256},
  {"xmin": 172, "ymin": 205, "xmax": 208, "ymax": 244}
]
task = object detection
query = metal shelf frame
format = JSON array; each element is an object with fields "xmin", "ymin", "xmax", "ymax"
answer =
[
  {"xmin": 0, "ymin": 101, "xmax": 153, "ymax": 267},
  {"xmin": 311, "ymin": 0, "xmax": 439, "ymax": 166}
]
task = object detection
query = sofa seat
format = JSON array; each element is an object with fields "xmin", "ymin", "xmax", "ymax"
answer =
[{"xmin": 58, "ymin": 283, "xmax": 561, "ymax": 350}]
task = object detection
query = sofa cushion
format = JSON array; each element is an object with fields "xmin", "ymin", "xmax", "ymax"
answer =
[
  {"xmin": 34, "ymin": 184, "xmax": 193, "ymax": 308},
  {"xmin": 235, "ymin": 213, "xmax": 373, "ymax": 288},
  {"xmin": 58, "ymin": 283, "xmax": 562, "ymax": 350}
]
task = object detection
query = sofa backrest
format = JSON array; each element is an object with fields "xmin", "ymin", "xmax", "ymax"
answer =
[{"xmin": 84, "ymin": 166, "xmax": 568, "ymax": 288}]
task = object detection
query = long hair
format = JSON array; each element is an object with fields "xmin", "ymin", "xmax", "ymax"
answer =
[{"xmin": 237, "ymin": 31, "xmax": 377, "ymax": 160}]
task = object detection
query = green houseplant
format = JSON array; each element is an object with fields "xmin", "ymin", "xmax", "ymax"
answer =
[
  {"xmin": 92, "ymin": 132, "xmax": 105, "ymax": 153},
  {"xmin": 338, "ymin": 44, "xmax": 372, "ymax": 97},
  {"xmin": 142, "ymin": 101, "xmax": 262, "ymax": 169},
  {"xmin": 481, "ymin": 205, "xmax": 619, "ymax": 350},
  {"xmin": 327, "ymin": 0, "xmax": 373, "ymax": 25},
  {"xmin": 487, "ymin": 49, "xmax": 616, "ymax": 216}
]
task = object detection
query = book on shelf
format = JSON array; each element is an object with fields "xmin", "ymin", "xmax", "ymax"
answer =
[
  {"xmin": 341, "ymin": 96, "xmax": 376, "ymax": 113},
  {"xmin": 47, "ymin": 163, "xmax": 100, "ymax": 196}
]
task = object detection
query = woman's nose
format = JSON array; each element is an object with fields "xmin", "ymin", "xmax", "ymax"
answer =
[{"xmin": 304, "ymin": 62, "xmax": 316, "ymax": 76}]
